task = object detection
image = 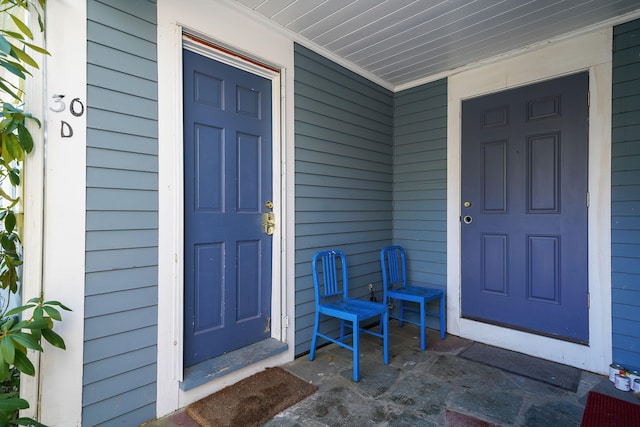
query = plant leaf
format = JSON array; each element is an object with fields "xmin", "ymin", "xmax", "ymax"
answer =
[
  {"xmin": 0, "ymin": 187, "xmax": 17, "ymax": 204},
  {"xmin": 10, "ymin": 43, "xmax": 38, "ymax": 68},
  {"xmin": 32, "ymin": 305, "xmax": 43, "ymax": 320},
  {"xmin": 0, "ymin": 336, "xmax": 15, "ymax": 364},
  {"xmin": 43, "ymin": 305, "xmax": 61, "ymax": 321},
  {"xmin": 16, "ymin": 123, "xmax": 33, "ymax": 152},
  {"xmin": 4, "ymin": 132, "xmax": 23, "ymax": 161},
  {"xmin": 0, "ymin": 361, "xmax": 7, "ymax": 383},
  {"xmin": 4, "ymin": 211, "xmax": 15, "ymax": 234},
  {"xmin": 0, "ymin": 396, "xmax": 29, "ymax": 411},
  {"xmin": 10, "ymin": 333, "xmax": 42, "ymax": 352},
  {"xmin": 12, "ymin": 350, "xmax": 34, "ymax": 376},
  {"xmin": 0, "ymin": 30, "xmax": 25, "ymax": 40},
  {"xmin": 0, "ymin": 34, "xmax": 10, "ymax": 55},
  {"xmin": 0, "ymin": 317, "xmax": 14, "ymax": 332},
  {"xmin": 8, "ymin": 169, "xmax": 19, "ymax": 186},
  {"xmin": 19, "ymin": 319, "xmax": 49, "ymax": 330},
  {"xmin": 4, "ymin": 304, "xmax": 33, "ymax": 317},
  {"xmin": 41, "ymin": 328, "xmax": 65, "ymax": 350},
  {"xmin": 45, "ymin": 301, "xmax": 72, "ymax": 311},
  {"xmin": 0, "ymin": 58, "xmax": 25, "ymax": 79},
  {"xmin": 9, "ymin": 14, "xmax": 33, "ymax": 40},
  {"xmin": 0, "ymin": 234, "xmax": 15, "ymax": 252},
  {"xmin": 0, "ymin": 79, "xmax": 21, "ymax": 101},
  {"xmin": 26, "ymin": 113, "xmax": 41, "ymax": 127},
  {"xmin": 14, "ymin": 417, "xmax": 47, "ymax": 427},
  {"xmin": 22, "ymin": 41, "xmax": 49, "ymax": 56}
]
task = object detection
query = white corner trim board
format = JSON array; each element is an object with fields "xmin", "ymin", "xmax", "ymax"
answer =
[{"xmin": 38, "ymin": 0, "xmax": 88, "ymax": 425}]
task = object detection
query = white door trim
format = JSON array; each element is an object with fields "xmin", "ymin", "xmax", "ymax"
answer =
[
  {"xmin": 157, "ymin": 16, "xmax": 293, "ymax": 415},
  {"xmin": 447, "ymin": 29, "xmax": 613, "ymax": 374},
  {"xmin": 181, "ymin": 30, "xmax": 285, "ymax": 350}
]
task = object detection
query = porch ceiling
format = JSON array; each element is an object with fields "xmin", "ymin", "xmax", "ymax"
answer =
[{"xmin": 232, "ymin": 0, "xmax": 640, "ymax": 90}]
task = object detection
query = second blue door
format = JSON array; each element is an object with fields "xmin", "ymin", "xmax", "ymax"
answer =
[
  {"xmin": 183, "ymin": 49, "xmax": 273, "ymax": 366},
  {"xmin": 461, "ymin": 73, "xmax": 589, "ymax": 343}
]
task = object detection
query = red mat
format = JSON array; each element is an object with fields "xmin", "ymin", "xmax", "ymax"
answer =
[{"xmin": 580, "ymin": 391, "xmax": 640, "ymax": 427}]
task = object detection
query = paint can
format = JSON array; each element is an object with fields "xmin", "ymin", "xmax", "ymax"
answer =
[
  {"xmin": 614, "ymin": 374, "xmax": 631, "ymax": 392},
  {"xmin": 609, "ymin": 363, "xmax": 625, "ymax": 382},
  {"xmin": 633, "ymin": 379, "xmax": 640, "ymax": 393},
  {"xmin": 628, "ymin": 370, "xmax": 640, "ymax": 384}
]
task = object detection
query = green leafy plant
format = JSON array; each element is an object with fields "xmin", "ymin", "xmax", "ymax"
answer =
[
  {"xmin": 0, "ymin": 1, "xmax": 70, "ymax": 426},
  {"xmin": 0, "ymin": 297, "xmax": 69, "ymax": 426}
]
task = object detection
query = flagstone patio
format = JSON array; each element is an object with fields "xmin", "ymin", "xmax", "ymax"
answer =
[{"xmin": 147, "ymin": 324, "xmax": 638, "ymax": 426}]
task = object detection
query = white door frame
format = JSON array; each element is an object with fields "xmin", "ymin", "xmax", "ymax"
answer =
[
  {"xmin": 180, "ymin": 31, "xmax": 285, "ymax": 361},
  {"xmin": 156, "ymin": 3, "xmax": 296, "ymax": 413},
  {"xmin": 447, "ymin": 29, "xmax": 613, "ymax": 374}
]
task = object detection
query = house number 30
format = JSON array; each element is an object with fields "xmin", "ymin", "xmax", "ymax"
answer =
[{"xmin": 49, "ymin": 94, "xmax": 85, "ymax": 138}]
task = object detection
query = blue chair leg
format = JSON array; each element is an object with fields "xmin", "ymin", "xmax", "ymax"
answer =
[
  {"xmin": 382, "ymin": 312, "xmax": 389, "ymax": 364},
  {"xmin": 352, "ymin": 319, "xmax": 360, "ymax": 382},
  {"xmin": 340, "ymin": 320, "xmax": 346, "ymax": 343},
  {"xmin": 439, "ymin": 294, "xmax": 446, "ymax": 340},
  {"xmin": 309, "ymin": 312, "xmax": 320, "ymax": 361},
  {"xmin": 398, "ymin": 301, "xmax": 405, "ymax": 327},
  {"xmin": 419, "ymin": 300, "xmax": 426, "ymax": 351}
]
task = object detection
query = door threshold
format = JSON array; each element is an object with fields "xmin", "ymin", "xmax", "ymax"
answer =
[
  {"xmin": 180, "ymin": 338, "xmax": 288, "ymax": 391},
  {"xmin": 462, "ymin": 315, "xmax": 589, "ymax": 345}
]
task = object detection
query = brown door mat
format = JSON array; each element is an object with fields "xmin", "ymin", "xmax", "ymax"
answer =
[{"xmin": 186, "ymin": 367, "xmax": 317, "ymax": 427}]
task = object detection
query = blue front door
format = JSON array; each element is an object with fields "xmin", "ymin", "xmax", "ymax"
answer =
[
  {"xmin": 183, "ymin": 49, "xmax": 273, "ymax": 366},
  {"xmin": 461, "ymin": 72, "xmax": 589, "ymax": 343}
]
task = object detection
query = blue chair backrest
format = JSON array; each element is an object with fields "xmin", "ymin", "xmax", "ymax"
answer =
[
  {"xmin": 312, "ymin": 250, "xmax": 349, "ymax": 302},
  {"xmin": 381, "ymin": 246, "xmax": 407, "ymax": 290}
]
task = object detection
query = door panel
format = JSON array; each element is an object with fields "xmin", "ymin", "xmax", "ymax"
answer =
[
  {"xmin": 183, "ymin": 49, "xmax": 273, "ymax": 366},
  {"xmin": 461, "ymin": 72, "xmax": 589, "ymax": 343}
]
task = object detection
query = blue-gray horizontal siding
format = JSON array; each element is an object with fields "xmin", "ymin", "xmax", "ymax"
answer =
[
  {"xmin": 392, "ymin": 80, "xmax": 448, "ymax": 327},
  {"xmin": 294, "ymin": 44, "xmax": 393, "ymax": 355},
  {"xmin": 611, "ymin": 17, "xmax": 640, "ymax": 372},
  {"xmin": 84, "ymin": 0, "xmax": 158, "ymax": 425}
]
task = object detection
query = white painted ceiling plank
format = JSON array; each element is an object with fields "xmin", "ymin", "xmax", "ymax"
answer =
[
  {"xmin": 232, "ymin": 0, "xmax": 640, "ymax": 88},
  {"xmin": 285, "ymin": 0, "xmax": 359, "ymax": 32},
  {"xmin": 464, "ymin": 0, "xmax": 637, "ymax": 64},
  {"xmin": 365, "ymin": 0, "xmax": 546, "ymax": 72},
  {"xmin": 254, "ymin": 0, "xmax": 296, "ymax": 18},
  {"xmin": 379, "ymin": 0, "xmax": 599, "ymax": 76},
  {"xmin": 237, "ymin": 0, "xmax": 264, "ymax": 9},
  {"xmin": 340, "ymin": 0, "xmax": 491, "ymax": 62},
  {"xmin": 332, "ymin": 0, "xmax": 474, "ymax": 57},
  {"xmin": 381, "ymin": 2, "xmax": 627, "ymax": 85},
  {"xmin": 270, "ymin": 0, "xmax": 326, "ymax": 26},
  {"xmin": 313, "ymin": 0, "xmax": 421, "ymax": 48},
  {"xmin": 349, "ymin": 0, "xmax": 521, "ymax": 67},
  {"xmin": 299, "ymin": 0, "xmax": 386, "ymax": 40}
]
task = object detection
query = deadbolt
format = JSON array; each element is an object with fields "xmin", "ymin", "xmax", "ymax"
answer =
[
  {"xmin": 265, "ymin": 200, "xmax": 273, "ymax": 209},
  {"xmin": 263, "ymin": 212, "xmax": 276, "ymax": 235},
  {"xmin": 464, "ymin": 201, "xmax": 472, "ymax": 208}
]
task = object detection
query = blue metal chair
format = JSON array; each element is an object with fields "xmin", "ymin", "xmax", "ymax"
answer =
[
  {"xmin": 309, "ymin": 249, "xmax": 389, "ymax": 382},
  {"xmin": 380, "ymin": 245, "xmax": 445, "ymax": 350}
]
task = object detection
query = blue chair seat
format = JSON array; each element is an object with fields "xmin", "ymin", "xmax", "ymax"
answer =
[
  {"xmin": 381, "ymin": 246, "xmax": 446, "ymax": 351},
  {"xmin": 387, "ymin": 286, "xmax": 443, "ymax": 302},
  {"xmin": 309, "ymin": 249, "xmax": 389, "ymax": 382},
  {"xmin": 319, "ymin": 298, "xmax": 387, "ymax": 320}
]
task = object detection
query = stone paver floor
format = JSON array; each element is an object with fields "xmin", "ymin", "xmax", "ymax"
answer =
[{"xmin": 148, "ymin": 324, "xmax": 639, "ymax": 426}]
